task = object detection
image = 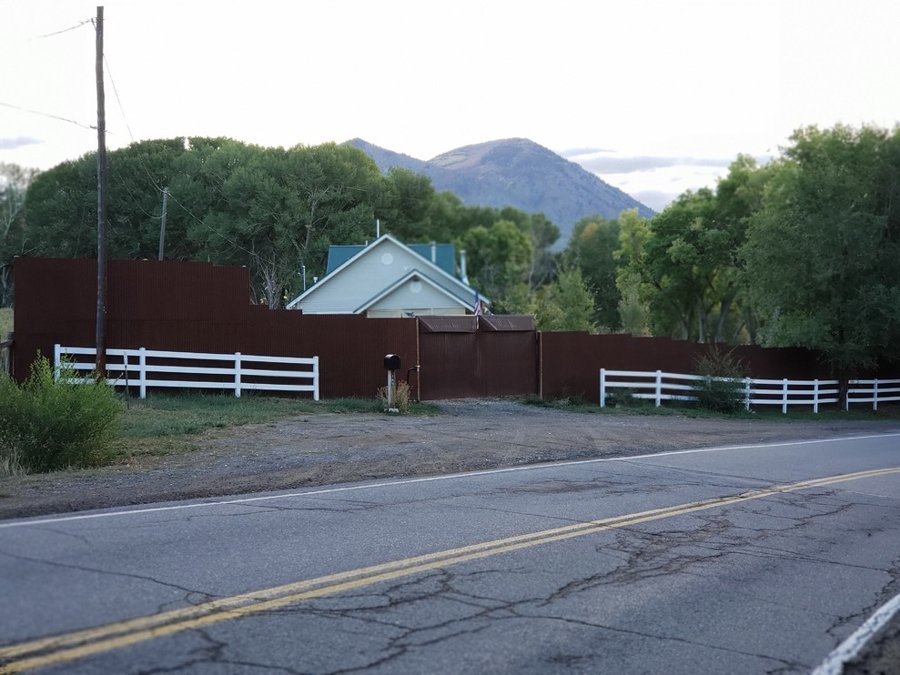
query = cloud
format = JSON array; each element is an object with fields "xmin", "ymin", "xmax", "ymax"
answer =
[
  {"xmin": 558, "ymin": 146, "xmax": 616, "ymax": 158},
  {"xmin": 631, "ymin": 190, "xmax": 679, "ymax": 212},
  {"xmin": 574, "ymin": 154, "xmax": 734, "ymax": 175},
  {"xmin": 0, "ymin": 136, "xmax": 42, "ymax": 150}
]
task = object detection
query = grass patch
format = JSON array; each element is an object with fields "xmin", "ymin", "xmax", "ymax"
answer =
[
  {"xmin": 522, "ymin": 395, "xmax": 900, "ymax": 421},
  {"xmin": 0, "ymin": 307, "xmax": 11, "ymax": 338},
  {"xmin": 115, "ymin": 392, "xmax": 441, "ymax": 461}
]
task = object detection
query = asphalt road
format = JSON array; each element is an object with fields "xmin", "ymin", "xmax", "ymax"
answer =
[{"xmin": 1, "ymin": 432, "xmax": 899, "ymax": 674}]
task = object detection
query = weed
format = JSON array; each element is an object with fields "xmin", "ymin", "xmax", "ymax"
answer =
[
  {"xmin": 377, "ymin": 380, "xmax": 412, "ymax": 413},
  {"xmin": 692, "ymin": 349, "xmax": 747, "ymax": 414}
]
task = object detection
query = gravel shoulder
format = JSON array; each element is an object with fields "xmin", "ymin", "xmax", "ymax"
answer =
[{"xmin": 1, "ymin": 400, "xmax": 897, "ymax": 521}]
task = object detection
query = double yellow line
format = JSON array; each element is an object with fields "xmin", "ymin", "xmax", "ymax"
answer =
[{"xmin": 2, "ymin": 467, "xmax": 898, "ymax": 673}]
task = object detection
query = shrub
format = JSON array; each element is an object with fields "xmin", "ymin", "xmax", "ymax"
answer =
[
  {"xmin": 692, "ymin": 349, "xmax": 747, "ymax": 414},
  {"xmin": 604, "ymin": 388, "xmax": 639, "ymax": 408},
  {"xmin": 0, "ymin": 356, "xmax": 122, "ymax": 473},
  {"xmin": 377, "ymin": 379, "xmax": 411, "ymax": 413}
]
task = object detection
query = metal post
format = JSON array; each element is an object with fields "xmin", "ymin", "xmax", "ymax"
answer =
[
  {"xmin": 873, "ymin": 379, "xmax": 879, "ymax": 412},
  {"xmin": 599, "ymin": 368, "xmax": 606, "ymax": 408},
  {"xmin": 655, "ymin": 370, "xmax": 662, "ymax": 407},
  {"xmin": 813, "ymin": 379, "xmax": 819, "ymax": 414},
  {"xmin": 782, "ymin": 378, "xmax": 788, "ymax": 414}
]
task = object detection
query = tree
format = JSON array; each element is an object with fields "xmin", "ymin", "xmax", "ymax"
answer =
[
  {"xmin": 530, "ymin": 265, "xmax": 597, "ymax": 332},
  {"xmin": 628, "ymin": 156, "xmax": 766, "ymax": 343},
  {"xmin": 23, "ymin": 138, "xmax": 390, "ymax": 309},
  {"xmin": 0, "ymin": 163, "xmax": 37, "ymax": 306},
  {"xmin": 743, "ymin": 124, "xmax": 900, "ymax": 376},
  {"xmin": 457, "ymin": 219, "xmax": 533, "ymax": 313},
  {"xmin": 376, "ymin": 168, "xmax": 436, "ymax": 241},
  {"xmin": 566, "ymin": 215, "xmax": 620, "ymax": 330},
  {"xmin": 613, "ymin": 209, "xmax": 652, "ymax": 335}
]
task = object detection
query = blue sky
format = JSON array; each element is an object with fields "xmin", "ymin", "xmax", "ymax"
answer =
[{"xmin": 2, "ymin": 0, "xmax": 898, "ymax": 211}]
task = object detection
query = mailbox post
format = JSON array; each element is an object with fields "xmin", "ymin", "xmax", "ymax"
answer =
[{"xmin": 384, "ymin": 354, "xmax": 401, "ymax": 412}]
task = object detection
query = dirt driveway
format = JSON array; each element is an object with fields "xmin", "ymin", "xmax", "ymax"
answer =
[{"xmin": 1, "ymin": 400, "xmax": 898, "ymax": 520}]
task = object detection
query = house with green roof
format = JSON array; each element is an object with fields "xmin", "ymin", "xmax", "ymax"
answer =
[{"xmin": 285, "ymin": 234, "xmax": 487, "ymax": 317}]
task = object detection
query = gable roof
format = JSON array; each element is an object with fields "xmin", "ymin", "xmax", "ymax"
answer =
[
  {"xmin": 286, "ymin": 233, "xmax": 489, "ymax": 311},
  {"xmin": 327, "ymin": 242, "xmax": 457, "ymax": 276},
  {"xmin": 353, "ymin": 269, "xmax": 474, "ymax": 314}
]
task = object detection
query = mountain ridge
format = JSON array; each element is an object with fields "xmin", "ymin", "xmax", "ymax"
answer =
[{"xmin": 346, "ymin": 137, "xmax": 654, "ymax": 245}]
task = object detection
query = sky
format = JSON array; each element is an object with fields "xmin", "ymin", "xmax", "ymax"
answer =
[{"xmin": 1, "ymin": 0, "xmax": 898, "ymax": 211}]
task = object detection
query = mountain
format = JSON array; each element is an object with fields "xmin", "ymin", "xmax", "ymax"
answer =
[{"xmin": 346, "ymin": 137, "xmax": 654, "ymax": 246}]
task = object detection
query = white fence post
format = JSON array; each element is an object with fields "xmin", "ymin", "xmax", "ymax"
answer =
[
  {"xmin": 54, "ymin": 343, "xmax": 62, "ymax": 381},
  {"xmin": 599, "ymin": 368, "xmax": 606, "ymax": 408},
  {"xmin": 873, "ymin": 379, "xmax": 879, "ymax": 412},
  {"xmin": 744, "ymin": 377, "xmax": 751, "ymax": 412},
  {"xmin": 234, "ymin": 352, "xmax": 242, "ymax": 398},
  {"xmin": 312, "ymin": 356, "xmax": 320, "ymax": 401},
  {"xmin": 782, "ymin": 378, "xmax": 788, "ymax": 414},
  {"xmin": 813, "ymin": 379, "xmax": 819, "ymax": 414},
  {"xmin": 655, "ymin": 370, "xmax": 662, "ymax": 407},
  {"xmin": 139, "ymin": 347, "xmax": 147, "ymax": 399}
]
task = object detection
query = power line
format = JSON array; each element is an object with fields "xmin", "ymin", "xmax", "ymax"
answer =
[
  {"xmin": 102, "ymin": 53, "xmax": 206, "ymax": 227},
  {"xmin": 36, "ymin": 19, "xmax": 93, "ymax": 39},
  {"xmin": 0, "ymin": 100, "xmax": 96, "ymax": 131}
]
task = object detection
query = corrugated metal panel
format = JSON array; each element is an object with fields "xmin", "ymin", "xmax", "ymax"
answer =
[
  {"xmin": 418, "ymin": 329, "xmax": 538, "ymax": 400},
  {"xmin": 418, "ymin": 316, "xmax": 477, "ymax": 333},
  {"xmin": 480, "ymin": 315, "xmax": 534, "ymax": 332},
  {"xmin": 540, "ymin": 332, "xmax": 828, "ymax": 403}
]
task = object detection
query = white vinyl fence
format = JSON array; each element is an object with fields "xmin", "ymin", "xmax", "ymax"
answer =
[
  {"xmin": 55, "ymin": 345, "xmax": 319, "ymax": 400},
  {"xmin": 846, "ymin": 378, "xmax": 900, "ymax": 411},
  {"xmin": 599, "ymin": 368, "xmax": 844, "ymax": 413}
]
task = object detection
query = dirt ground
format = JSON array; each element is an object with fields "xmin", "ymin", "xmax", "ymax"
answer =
[{"xmin": 2, "ymin": 399, "xmax": 898, "ymax": 521}]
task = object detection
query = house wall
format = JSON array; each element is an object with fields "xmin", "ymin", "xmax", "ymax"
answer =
[
  {"xmin": 298, "ymin": 239, "xmax": 475, "ymax": 314},
  {"xmin": 367, "ymin": 280, "xmax": 465, "ymax": 316}
]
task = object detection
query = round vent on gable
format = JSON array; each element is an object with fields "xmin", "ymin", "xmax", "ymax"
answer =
[{"xmin": 381, "ymin": 253, "xmax": 394, "ymax": 266}]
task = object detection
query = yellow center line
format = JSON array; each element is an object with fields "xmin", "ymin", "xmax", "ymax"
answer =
[{"xmin": 2, "ymin": 467, "xmax": 898, "ymax": 673}]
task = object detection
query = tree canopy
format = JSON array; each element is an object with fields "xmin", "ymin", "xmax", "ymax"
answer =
[
  {"xmin": 14, "ymin": 137, "xmax": 565, "ymax": 312},
  {"xmin": 743, "ymin": 125, "xmax": 900, "ymax": 374}
]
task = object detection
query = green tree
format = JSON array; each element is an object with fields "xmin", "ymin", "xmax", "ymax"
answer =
[
  {"xmin": 566, "ymin": 214, "xmax": 620, "ymax": 330},
  {"xmin": 457, "ymin": 219, "xmax": 533, "ymax": 313},
  {"xmin": 530, "ymin": 265, "xmax": 597, "ymax": 332},
  {"xmin": 613, "ymin": 209, "xmax": 652, "ymax": 334},
  {"xmin": 377, "ymin": 168, "xmax": 437, "ymax": 241},
  {"xmin": 630, "ymin": 156, "xmax": 765, "ymax": 343},
  {"xmin": 1, "ymin": 163, "xmax": 37, "ymax": 306},
  {"xmin": 743, "ymin": 124, "xmax": 900, "ymax": 376}
]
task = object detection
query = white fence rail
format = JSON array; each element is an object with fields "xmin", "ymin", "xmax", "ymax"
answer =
[
  {"xmin": 55, "ymin": 345, "xmax": 319, "ymax": 400},
  {"xmin": 599, "ymin": 368, "xmax": 841, "ymax": 413},
  {"xmin": 846, "ymin": 378, "xmax": 900, "ymax": 411}
]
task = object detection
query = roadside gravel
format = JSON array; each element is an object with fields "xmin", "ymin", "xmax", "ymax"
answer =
[{"xmin": 1, "ymin": 399, "xmax": 897, "ymax": 521}]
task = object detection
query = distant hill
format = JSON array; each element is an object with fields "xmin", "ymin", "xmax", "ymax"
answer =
[{"xmin": 346, "ymin": 137, "xmax": 654, "ymax": 246}]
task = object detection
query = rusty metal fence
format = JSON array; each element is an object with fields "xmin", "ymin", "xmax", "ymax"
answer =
[{"xmin": 11, "ymin": 257, "xmax": 834, "ymax": 401}]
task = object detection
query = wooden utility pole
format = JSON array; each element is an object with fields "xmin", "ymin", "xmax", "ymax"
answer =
[
  {"xmin": 95, "ymin": 5, "xmax": 108, "ymax": 374},
  {"xmin": 158, "ymin": 187, "xmax": 168, "ymax": 260}
]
